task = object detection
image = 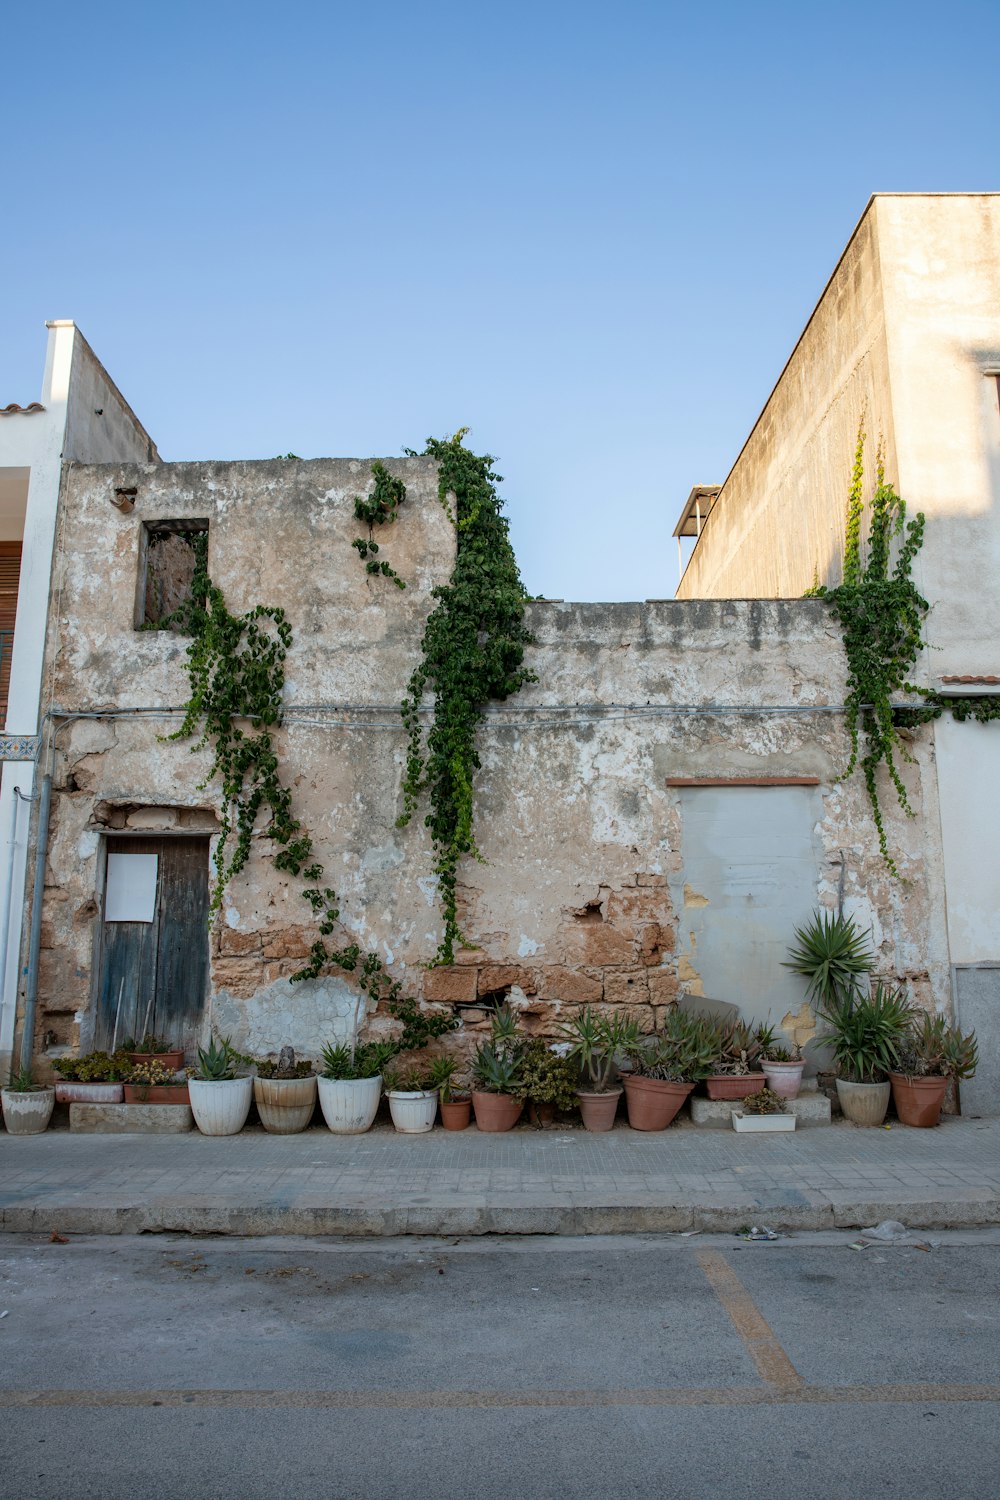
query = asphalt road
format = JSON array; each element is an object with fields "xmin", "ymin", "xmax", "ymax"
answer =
[{"xmin": 1, "ymin": 1230, "xmax": 998, "ymax": 1499}]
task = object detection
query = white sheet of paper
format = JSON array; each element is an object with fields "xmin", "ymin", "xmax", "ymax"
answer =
[{"xmin": 105, "ymin": 852, "xmax": 159, "ymax": 922}]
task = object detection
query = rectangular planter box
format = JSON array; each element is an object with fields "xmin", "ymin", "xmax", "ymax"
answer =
[
  {"xmin": 732, "ymin": 1111, "xmax": 796, "ymax": 1132},
  {"xmin": 705, "ymin": 1075, "xmax": 766, "ymax": 1101},
  {"xmin": 123, "ymin": 1084, "xmax": 190, "ymax": 1105}
]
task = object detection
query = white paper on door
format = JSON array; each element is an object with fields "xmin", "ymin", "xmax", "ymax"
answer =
[{"xmin": 105, "ymin": 852, "xmax": 159, "ymax": 922}]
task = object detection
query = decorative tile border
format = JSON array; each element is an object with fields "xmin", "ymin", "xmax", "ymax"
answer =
[{"xmin": 0, "ymin": 735, "xmax": 40, "ymax": 761}]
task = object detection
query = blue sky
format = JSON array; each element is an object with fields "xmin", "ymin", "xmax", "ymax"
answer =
[{"xmin": 2, "ymin": 0, "xmax": 998, "ymax": 600}]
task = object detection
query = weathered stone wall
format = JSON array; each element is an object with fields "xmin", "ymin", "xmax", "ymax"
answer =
[{"xmin": 28, "ymin": 461, "xmax": 951, "ymax": 1073}]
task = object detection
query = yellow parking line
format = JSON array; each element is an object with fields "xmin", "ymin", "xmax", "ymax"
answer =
[{"xmin": 696, "ymin": 1247, "xmax": 804, "ymax": 1391}]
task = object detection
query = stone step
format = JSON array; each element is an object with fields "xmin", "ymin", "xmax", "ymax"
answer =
[
  {"xmin": 690, "ymin": 1093, "xmax": 831, "ymax": 1129},
  {"xmin": 70, "ymin": 1103, "xmax": 194, "ymax": 1134}
]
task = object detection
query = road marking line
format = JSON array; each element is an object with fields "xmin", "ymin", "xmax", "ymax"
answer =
[
  {"xmin": 0, "ymin": 1385, "xmax": 998, "ymax": 1410},
  {"xmin": 695, "ymin": 1247, "xmax": 804, "ymax": 1390}
]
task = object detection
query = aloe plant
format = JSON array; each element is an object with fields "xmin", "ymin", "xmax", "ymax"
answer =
[
  {"xmin": 895, "ymin": 1012, "xmax": 978, "ymax": 1081},
  {"xmin": 471, "ymin": 1041, "xmax": 523, "ymax": 1095},
  {"xmin": 628, "ymin": 1009, "xmax": 717, "ymax": 1082},
  {"xmin": 559, "ymin": 1008, "xmax": 639, "ymax": 1093},
  {"xmin": 195, "ymin": 1036, "xmax": 235, "ymax": 1080}
]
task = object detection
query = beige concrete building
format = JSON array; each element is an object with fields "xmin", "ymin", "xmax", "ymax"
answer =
[{"xmin": 675, "ymin": 193, "xmax": 1000, "ymax": 1113}]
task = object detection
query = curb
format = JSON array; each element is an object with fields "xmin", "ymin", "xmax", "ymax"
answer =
[{"xmin": 3, "ymin": 1197, "xmax": 1000, "ymax": 1237}]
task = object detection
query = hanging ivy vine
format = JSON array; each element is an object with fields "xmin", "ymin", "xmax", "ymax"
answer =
[
  {"xmin": 352, "ymin": 460, "xmax": 407, "ymax": 588},
  {"xmin": 398, "ymin": 430, "xmax": 536, "ymax": 963},
  {"xmin": 811, "ymin": 422, "xmax": 1000, "ymax": 874}
]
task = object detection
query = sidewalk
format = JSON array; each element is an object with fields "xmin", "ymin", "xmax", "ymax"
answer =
[{"xmin": 2, "ymin": 1116, "xmax": 999, "ymax": 1237}]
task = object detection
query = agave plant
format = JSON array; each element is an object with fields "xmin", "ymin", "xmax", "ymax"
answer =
[
  {"xmin": 194, "ymin": 1035, "xmax": 235, "ymax": 1081},
  {"xmin": 321, "ymin": 1039, "xmax": 398, "ymax": 1080},
  {"xmin": 816, "ymin": 981, "xmax": 914, "ymax": 1083},
  {"xmin": 784, "ymin": 910, "xmax": 874, "ymax": 1010},
  {"xmin": 471, "ymin": 1041, "xmax": 524, "ymax": 1096}
]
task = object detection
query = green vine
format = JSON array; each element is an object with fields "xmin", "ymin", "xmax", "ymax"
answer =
[
  {"xmin": 352, "ymin": 460, "xmax": 407, "ymax": 588},
  {"xmin": 814, "ymin": 423, "xmax": 1000, "ymax": 873},
  {"xmin": 398, "ymin": 430, "xmax": 536, "ymax": 962}
]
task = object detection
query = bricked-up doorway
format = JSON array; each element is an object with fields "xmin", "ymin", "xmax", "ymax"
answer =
[{"xmin": 94, "ymin": 836, "xmax": 210, "ymax": 1057}]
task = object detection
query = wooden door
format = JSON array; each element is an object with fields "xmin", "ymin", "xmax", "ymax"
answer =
[{"xmin": 95, "ymin": 836, "xmax": 210, "ymax": 1056}]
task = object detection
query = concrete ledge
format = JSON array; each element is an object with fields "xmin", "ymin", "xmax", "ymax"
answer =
[
  {"xmin": 2, "ymin": 1196, "xmax": 999, "ymax": 1237},
  {"xmin": 69, "ymin": 1104, "xmax": 194, "ymax": 1134},
  {"xmin": 690, "ymin": 1094, "xmax": 831, "ymax": 1129}
]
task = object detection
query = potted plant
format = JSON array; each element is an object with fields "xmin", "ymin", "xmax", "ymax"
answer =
[
  {"xmin": 124, "ymin": 1034, "xmax": 185, "ymax": 1071},
  {"xmin": 253, "ymin": 1047, "xmax": 317, "ymax": 1134},
  {"xmin": 890, "ymin": 1013, "xmax": 978, "ymax": 1127},
  {"xmin": 784, "ymin": 910, "xmax": 874, "ymax": 1011},
  {"xmin": 427, "ymin": 1055, "xmax": 471, "ymax": 1130},
  {"xmin": 51, "ymin": 1049, "xmax": 132, "ymax": 1103},
  {"xmin": 471, "ymin": 1004, "xmax": 525, "ymax": 1132},
  {"xmin": 760, "ymin": 1041, "xmax": 806, "ymax": 1100},
  {"xmin": 817, "ymin": 980, "xmax": 913, "ymax": 1125},
  {"xmin": 2, "ymin": 1068, "xmax": 55, "ymax": 1135},
  {"xmin": 318, "ymin": 1039, "xmax": 397, "ymax": 1134},
  {"xmin": 383, "ymin": 1065, "xmax": 438, "ymax": 1134},
  {"xmin": 123, "ymin": 1058, "xmax": 191, "ymax": 1104},
  {"xmin": 703, "ymin": 1020, "xmax": 770, "ymax": 1100},
  {"xmin": 732, "ymin": 1086, "xmax": 795, "ymax": 1133},
  {"xmin": 188, "ymin": 1036, "xmax": 253, "ymax": 1135},
  {"xmin": 514, "ymin": 1039, "xmax": 578, "ymax": 1126},
  {"xmin": 623, "ymin": 1009, "xmax": 717, "ymax": 1130},
  {"xmin": 559, "ymin": 1008, "xmax": 638, "ymax": 1132}
]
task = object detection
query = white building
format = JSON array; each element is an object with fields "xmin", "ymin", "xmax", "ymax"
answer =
[{"xmin": 0, "ymin": 322, "xmax": 157, "ymax": 1077}]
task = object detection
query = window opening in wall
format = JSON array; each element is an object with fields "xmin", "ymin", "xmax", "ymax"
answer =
[{"xmin": 139, "ymin": 519, "xmax": 209, "ymax": 631}]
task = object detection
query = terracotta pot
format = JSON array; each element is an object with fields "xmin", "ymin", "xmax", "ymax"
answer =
[
  {"xmin": 623, "ymin": 1074, "xmax": 693, "ymax": 1131},
  {"xmin": 253, "ymin": 1074, "xmax": 317, "ymax": 1134},
  {"xmin": 836, "ymin": 1078, "xmax": 891, "ymax": 1126},
  {"xmin": 704, "ymin": 1074, "xmax": 765, "ymax": 1101},
  {"xmin": 55, "ymin": 1082, "xmax": 125, "ymax": 1104},
  {"xmin": 440, "ymin": 1097, "xmax": 472, "ymax": 1131},
  {"xmin": 318, "ymin": 1075, "xmax": 382, "ymax": 1134},
  {"xmin": 123, "ymin": 1084, "xmax": 190, "ymax": 1104},
  {"xmin": 129, "ymin": 1050, "xmax": 184, "ymax": 1071},
  {"xmin": 189, "ymin": 1076, "xmax": 253, "ymax": 1135},
  {"xmin": 387, "ymin": 1089, "xmax": 438, "ymax": 1134},
  {"xmin": 890, "ymin": 1072, "xmax": 950, "ymax": 1128},
  {"xmin": 527, "ymin": 1100, "xmax": 556, "ymax": 1127},
  {"xmin": 471, "ymin": 1091, "xmax": 523, "ymax": 1132},
  {"xmin": 2, "ymin": 1087, "xmax": 55, "ymax": 1135},
  {"xmin": 762, "ymin": 1061, "xmax": 806, "ymax": 1100},
  {"xmin": 577, "ymin": 1088, "xmax": 622, "ymax": 1132}
]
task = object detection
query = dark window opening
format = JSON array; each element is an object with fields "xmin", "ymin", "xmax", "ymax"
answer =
[{"xmin": 139, "ymin": 519, "xmax": 209, "ymax": 631}]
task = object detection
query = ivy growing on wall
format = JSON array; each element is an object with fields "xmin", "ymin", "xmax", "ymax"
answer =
[
  {"xmin": 812, "ymin": 422, "xmax": 1000, "ymax": 874},
  {"xmin": 352, "ymin": 460, "xmax": 407, "ymax": 588},
  {"xmin": 397, "ymin": 431, "xmax": 536, "ymax": 963}
]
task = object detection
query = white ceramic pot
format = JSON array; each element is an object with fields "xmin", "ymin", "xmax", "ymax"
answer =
[
  {"xmin": 55, "ymin": 1082, "xmax": 125, "ymax": 1104},
  {"xmin": 2, "ymin": 1087, "xmax": 55, "ymax": 1135},
  {"xmin": 318, "ymin": 1075, "xmax": 382, "ymax": 1134},
  {"xmin": 732, "ymin": 1111, "xmax": 796, "ymax": 1132},
  {"xmin": 387, "ymin": 1089, "xmax": 438, "ymax": 1134},
  {"xmin": 253, "ymin": 1075, "xmax": 318, "ymax": 1134},
  {"xmin": 761, "ymin": 1061, "xmax": 805, "ymax": 1100},
  {"xmin": 836, "ymin": 1078, "xmax": 891, "ymax": 1126},
  {"xmin": 188, "ymin": 1076, "xmax": 253, "ymax": 1136}
]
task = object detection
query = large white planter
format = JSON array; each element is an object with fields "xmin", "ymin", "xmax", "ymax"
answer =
[
  {"xmin": 2, "ymin": 1087, "xmax": 55, "ymax": 1135},
  {"xmin": 318, "ymin": 1075, "xmax": 382, "ymax": 1134},
  {"xmin": 387, "ymin": 1089, "xmax": 438, "ymax": 1134},
  {"xmin": 732, "ymin": 1111, "xmax": 796, "ymax": 1132},
  {"xmin": 253, "ymin": 1075, "xmax": 318, "ymax": 1134},
  {"xmin": 188, "ymin": 1076, "xmax": 253, "ymax": 1136}
]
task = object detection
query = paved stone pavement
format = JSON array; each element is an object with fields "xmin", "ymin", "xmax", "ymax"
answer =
[{"xmin": 2, "ymin": 1113, "xmax": 998, "ymax": 1235}]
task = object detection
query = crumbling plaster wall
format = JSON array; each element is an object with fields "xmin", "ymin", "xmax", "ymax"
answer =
[{"xmin": 31, "ymin": 462, "xmax": 951, "ymax": 1068}]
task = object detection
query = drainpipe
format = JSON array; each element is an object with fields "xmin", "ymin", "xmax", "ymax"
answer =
[
  {"xmin": 19, "ymin": 771, "xmax": 52, "ymax": 1072},
  {"xmin": 0, "ymin": 787, "xmax": 29, "ymax": 1053}
]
